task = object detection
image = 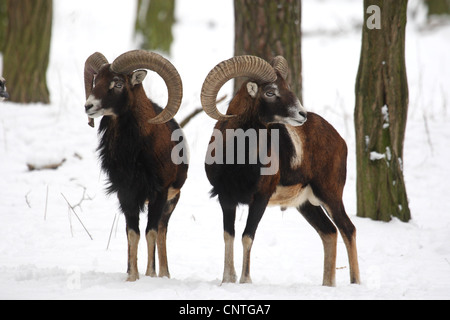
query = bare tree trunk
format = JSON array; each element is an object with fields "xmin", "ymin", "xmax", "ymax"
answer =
[
  {"xmin": 135, "ymin": 0, "xmax": 175, "ymax": 55},
  {"xmin": 354, "ymin": 0, "xmax": 411, "ymax": 222},
  {"xmin": 3, "ymin": 0, "xmax": 52, "ymax": 104},
  {"xmin": 0, "ymin": 1, "xmax": 6, "ymax": 54},
  {"xmin": 233, "ymin": 0, "xmax": 302, "ymax": 103},
  {"xmin": 425, "ymin": 0, "xmax": 450, "ymax": 16}
]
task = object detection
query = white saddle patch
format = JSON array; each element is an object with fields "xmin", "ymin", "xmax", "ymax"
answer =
[{"xmin": 268, "ymin": 184, "xmax": 321, "ymax": 208}]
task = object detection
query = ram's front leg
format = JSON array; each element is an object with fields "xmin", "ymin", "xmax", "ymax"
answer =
[
  {"xmin": 127, "ymin": 228, "xmax": 140, "ymax": 281},
  {"xmin": 119, "ymin": 191, "xmax": 141, "ymax": 282},
  {"xmin": 220, "ymin": 196, "xmax": 237, "ymax": 283},
  {"xmin": 223, "ymin": 231, "xmax": 237, "ymax": 283}
]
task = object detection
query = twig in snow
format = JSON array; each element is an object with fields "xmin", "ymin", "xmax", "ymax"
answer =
[
  {"xmin": 114, "ymin": 213, "xmax": 120, "ymax": 237},
  {"xmin": 61, "ymin": 193, "xmax": 93, "ymax": 240},
  {"xmin": 25, "ymin": 190, "xmax": 32, "ymax": 208},
  {"xmin": 106, "ymin": 213, "xmax": 118, "ymax": 250},
  {"xmin": 441, "ymin": 85, "xmax": 447, "ymax": 118},
  {"xmin": 44, "ymin": 185, "xmax": 49, "ymax": 220},
  {"xmin": 68, "ymin": 206, "xmax": 73, "ymax": 237},
  {"xmin": 71, "ymin": 187, "xmax": 93, "ymax": 212},
  {"xmin": 1, "ymin": 120, "xmax": 7, "ymax": 153},
  {"xmin": 422, "ymin": 111, "xmax": 434, "ymax": 155}
]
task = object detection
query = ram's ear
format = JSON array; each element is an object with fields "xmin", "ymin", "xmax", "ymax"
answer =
[
  {"xmin": 246, "ymin": 82, "xmax": 258, "ymax": 98},
  {"xmin": 131, "ymin": 70, "xmax": 147, "ymax": 86}
]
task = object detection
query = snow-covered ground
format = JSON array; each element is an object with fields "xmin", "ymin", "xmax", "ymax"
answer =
[{"xmin": 1, "ymin": 0, "xmax": 449, "ymax": 300}]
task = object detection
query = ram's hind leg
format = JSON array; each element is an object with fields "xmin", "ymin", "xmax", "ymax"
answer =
[
  {"xmin": 145, "ymin": 190, "xmax": 178, "ymax": 278},
  {"xmin": 324, "ymin": 200, "xmax": 360, "ymax": 284},
  {"xmin": 146, "ymin": 192, "xmax": 165, "ymax": 278},
  {"xmin": 219, "ymin": 195, "xmax": 237, "ymax": 283},
  {"xmin": 145, "ymin": 228, "xmax": 157, "ymax": 277},
  {"xmin": 156, "ymin": 192, "xmax": 180, "ymax": 278},
  {"xmin": 298, "ymin": 201, "xmax": 337, "ymax": 287}
]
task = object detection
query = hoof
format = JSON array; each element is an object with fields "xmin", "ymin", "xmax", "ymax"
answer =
[
  {"xmin": 158, "ymin": 271, "xmax": 171, "ymax": 279},
  {"xmin": 239, "ymin": 276, "xmax": 252, "ymax": 284},
  {"xmin": 126, "ymin": 272, "xmax": 139, "ymax": 282},
  {"xmin": 145, "ymin": 269, "xmax": 157, "ymax": 277},
  {"xmin": 322, "ymin": 279, "xmax": 336, "ymax": 287},
  {"xmin": 222, "ymin": 272, "xmax": 237, "ymax": 284}
]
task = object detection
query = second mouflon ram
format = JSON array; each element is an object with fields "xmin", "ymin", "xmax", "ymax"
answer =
[
  {"xmin": 84, "ymin": 50, "xmax": 188, "ymax": 281},
  {"xmin": 201, "ymin": 55, "xmax": 360, "ymax": 286}
]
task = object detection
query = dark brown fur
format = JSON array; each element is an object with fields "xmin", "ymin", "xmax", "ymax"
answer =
[{"xmin": 90, "ymin": 65, "xmax": 188, "ymax": 280}]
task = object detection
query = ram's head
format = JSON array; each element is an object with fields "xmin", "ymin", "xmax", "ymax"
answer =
[
  {"xmin": 201, "ymin": 55, "xmax": 306, "ymax": 126},
  {"xmin": 84, "ymin": 50, "xmax": 183, "ymax": 127}
]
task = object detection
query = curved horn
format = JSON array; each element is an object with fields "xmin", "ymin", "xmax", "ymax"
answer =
[
  {"xmin": 84, "ymin": 52, "xmax": 109, "ymax": 127},
  {"xmin": 271, "ymin": 56, "xmax": 289, "ymax": 80},
  {"xmin": 111, "ymin": 50, "xmax": 183, "ymax": 124},
  {"xmin": 200, "ymin": 55, "xmax": 277, "ymax": 121}
]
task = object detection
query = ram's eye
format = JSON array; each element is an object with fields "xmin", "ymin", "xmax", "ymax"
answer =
[
  {"xmin": 115, "ymin": 82, "xmax": 123, "ymax": 89},
  {"xmin": 265, "ymin": 91, "xmax": 275, "ymax": 97}
]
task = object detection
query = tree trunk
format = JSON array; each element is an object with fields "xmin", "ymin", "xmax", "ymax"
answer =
[
  {"xmin": 425, "ymin": 0, "xmax": 450, "ymax": 16},
  {"xmin": 354, "ymin": 0, "xmax": 411, "ymax": 222},
  {"xmin": 0, "ymin": 0, "xmax": 6, "ymax": 54},
  {"xmin": 135, "ymin": 0, "xmax": 175, "ymax": 55},
  {"xmin": 3, "ymin": 0, "xmax": 52, "ymax": 104},
  {"xmin": 233, "ymin": 0, "xmax": 302, "ymax": 103}
]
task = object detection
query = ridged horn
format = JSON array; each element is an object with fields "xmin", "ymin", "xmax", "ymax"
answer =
[
  {"xmin": 271, "ymin": 56, "xmax": 289, "ymax": 80},
  {"xmin": 84, "ymin": 52, "xmax": 109, "ymax": 127},
  {"xmin": 110, "ymin": 50, "xmax": 183, "ymax": 124},
  {"xmin": 200, "ymin": 55, "xmax": 277, "ymax": 121}
]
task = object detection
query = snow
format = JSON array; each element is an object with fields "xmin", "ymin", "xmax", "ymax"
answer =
[
  {"xmin": 370, "ymin": 147, "xmax": 391, "ymax": 162},
  {"xmin": 1, "ymin": 0, "xmax": 450, "ymax": 300},
  {"xmin": 382, "ymin": 104, "xmax": 389, "ymax": 129},
  {"xmin": 370, "ymin": 151, "xmax": 386, "ymax": 161}
]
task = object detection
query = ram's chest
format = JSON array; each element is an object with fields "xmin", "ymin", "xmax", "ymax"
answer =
[
  {"xmin": 284, "ymin": 125, "xmax": 303, "ymax": 169},
  {"xmin": 276, "ymin": 124, "xmax": 306, "ymax": 185},
  {"xmin": 99, "ymin": 121, "xmax": 143, "ymax": 174}
]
